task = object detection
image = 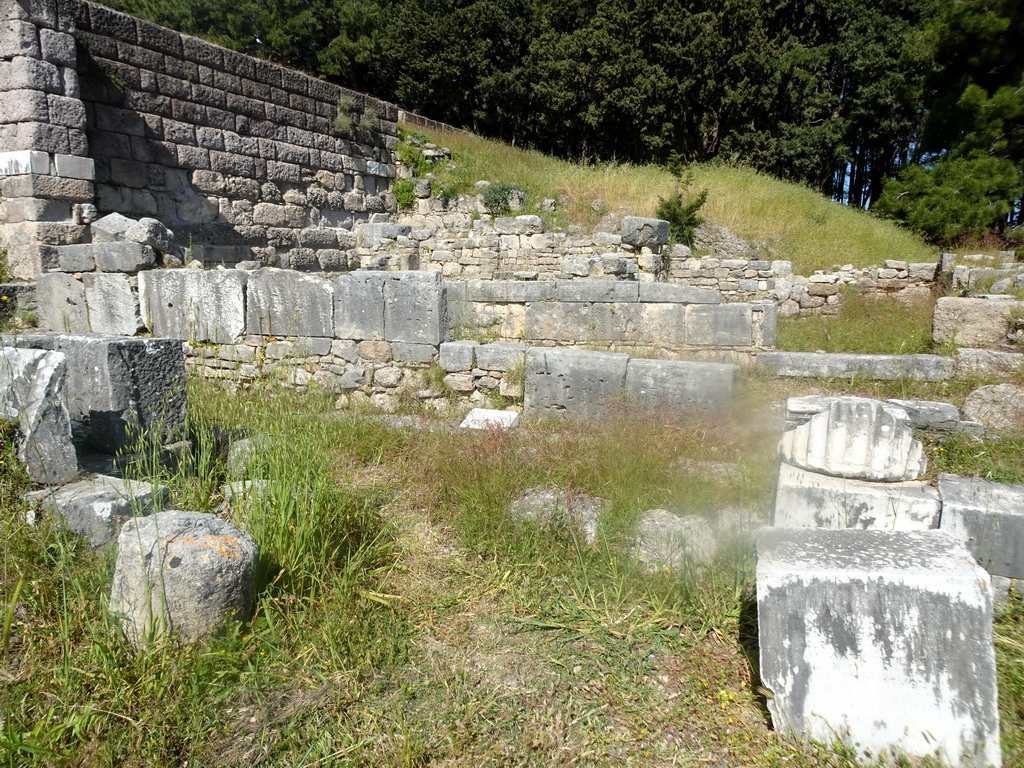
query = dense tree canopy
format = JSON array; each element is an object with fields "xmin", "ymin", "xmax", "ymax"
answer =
[{"xmin": 107, "ymin": 0, "xmax": 1023, "ymax": 245}]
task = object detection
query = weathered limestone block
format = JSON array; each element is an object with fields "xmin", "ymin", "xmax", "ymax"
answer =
[
  {"xmin": 773, "ymin": 462, "xmax": 940, "ymax": 530},
  {"xmin": 334, "ymin": 270, "xmax": 387, "ymax": 339},
  {"xmin": 94, "ymin": 242, "xmax": 157, "ymax": 272},
  {"xmin": 634, "ymin": 510, "xmax": 715, "ymax": 570},
  {"xmin": 139, "ymin": 269, "xmax": 247, "ymax": 343},
  {"xmin": 757, "ymin": 527, "xmax": 1000, "ymax": 767},
  {"xmin": 0, "ymin": 347, "xmax": 77, "ymax": 484},
  {"xmin": 961, "ymin": 384, "xmax": 1024, "ymax": 433},
  {"xmin": 939, "ymin": 473, "xmax": 1024, "ymax": 578},
  {"xmin": 459, "ymin": 408, "xmax": 520, "ymax": 430},
  {"xmin": 555, "ymin": 281, "xmax": 639, "ymax": 303},
  {"xmin": 91, "ymin": 212, "xmax": 135, "ymax": 242},
  {"xmin": 933, "ymin": 296, "xmax": 1024, "ymax": 348},
  {"xmin": 383, "ymin": 270, "xmax": 448, "ymax": 345},
  {"xmin": 779, "ymin": 398, "xmax": 925, "ymax": 481},
  {"xmin": 463, "ymin": 280, "xmax": 555, "ymax": 303},
  {"xmin": 475, "ymin": 341, "xmax": 525, "ymax": 372},
  {"xmin": 17, "ymin": 333, "xmax": 186, "ymax": 454},
  {"xmin": 83, "ymin": 273, "xmax": 144, "ymax": 335},
  {"xmin": 955, "ymin": 348, "xmax": 1024, "ymax": 377},
  {"xmin": 509, "ymin": 486, "xmax": 607, "ymax": 544},
  {"xmin": 26, "ymin": 474, "xmax": 168, "ymax": 547},
  {"xmin": 524, "ymin": 347, "xmax": 628, "ymax": 417},
  {"xmin": 624, "ymin": 358, "xmax": 736, "ymax": 409},
  {"xmin": 36, "ymin": 272, "xmax": 88, "ymax": 332},
  {"xmin": 756, "ymin": 352, "xmax": 954, "ymax": 381},
  {"xmin": 637, "ymin": 283, "xmax": 722, "ymax": 304},
  {"xmin": 110, "ymin": 511, "xmax": 258, "ymax": 645},
  {"xmin": 438, "ymin": 340, "xmax": 478, "ymax": 371},
  {"xmin": 620, "ymin": 217, "xmax": 669, "ymax": 248},
  {"xmin": 886, "ymin": 398, "xmax": 960, "ymax": 432},
  {"xmin": 525, "ymin": 302, "xmax": 645, "ymax": 345},
  {"xmin": 245, "ymin": 267, "xmax": 334, "ymax": 337},
  {"xmin": 685, "ymin": 304, "xmax": 752, "ymax": 347}
]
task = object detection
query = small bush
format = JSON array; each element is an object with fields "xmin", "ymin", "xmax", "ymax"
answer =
[
  {"xmin": 397, "ymin": 141, "xmax": 430, "ymax": 177},
  {"xmin": 362, "ymin": 107, "xmax": 381, "ymax": 133},
  {"xmin": 393, "ymin": 178, "xmax": 416, "ymax": 210},
  {"xmin": 482, "ymin": 182, "xmax": 523, "ymax": 215},
  {"xmin": 656, "ymin": 152, "xmax": 707, "ymax": 245},
  {"xmin": 334, "ymin": 95, "xmax": 355, "ymax": 136}
]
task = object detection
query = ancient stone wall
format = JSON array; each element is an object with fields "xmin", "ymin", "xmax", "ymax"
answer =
[{"xmin": 0, "ymin": 0, "xmax": 398, "ymax": 278}]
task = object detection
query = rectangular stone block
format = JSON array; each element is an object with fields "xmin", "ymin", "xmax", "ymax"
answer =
[
  {"xmin": 774, "ymin": 462, "xmax": 941, "ymax": 530},
  {"xmin": 333, "ymin": 270, "xmax": 386, "ymax": 340},
  {"xmin": 36, "ymin": 272, "xmax": 88, "ymax": 332},
  {"xmin": 685, "ymin": 304, "xmax": 752, "ymax": 347},
  {"xmin": 0, "ymin": 149, "xmax": 50, "ymax": 175},
  {"xmin": 475, "ymin": 342, "xmax": 526, "ymax": 372},
  {"xmin": 384, "ymin": 270, "xmax": 448, "ymax": 345},
  {"xmin": 757, "ymin": 528, "xmax": 1000, "ymax": 767},
  {"xmin": 755, "ymin": 352, "xmax": 954, "ymax": 381},
  {"xmin": 53, "ymin": 153, "xmax": 95, "ymax": 180},
  {"xmin": 438, "ymin": 340, "xmax": 477, "ymax": 371},
  {"xmin": 624, "ymin": 358, "xmax": 736, "ymax": 410},
  {"xmin": 245, "ymin": 267, "xmax": 334, "ymax": 337},
  {"xmin": 525, "ymin": 301, "xmax": 643, "ymax": 344},
  {"xmin": 94, "ymin": 242, "xmax": 156, "ymax": 273},
  {"xmin": 392, "ymin": 342, "xmax": 436, "ymax": 362},
  {"xmin": 555, "ymin": 281, "xmax": 639, "ymax": 303},
  {"xmin": 524, "ymin": 347, "xmax": 629, "ymax": 418},
  {"xmin": 933, "ymin": 296, "xmax": 1024, "ymax": 348},
  {"xmin": 15, "ymin": 333, "xmax": 187, "ymax": 454},
  {"xmin": 464, "ymin": 280, "xmax": 556, "ymax": 303},
  {"xmin": 83, "ymin": 273, "xmax": 144, "ymax": 336},
  {"xmin": 939, "ymin": 473, "xmax": 1024, "ymax": 578},
  {"xmin": 638, "ymin": 283, "xmax": 721, "ymax": 304},
  {"xmin": 139, "ymin": 268, "xmax": 247, "ymax": 343}
]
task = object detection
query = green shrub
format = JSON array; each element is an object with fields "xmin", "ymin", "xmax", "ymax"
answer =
[
  {"xmin": 393, "ymin": 178, "xmax": 416, "ymax": 210},
  {"xmin": 362, "ymin": 107, "xmax": 381, "ymax": 133},
  {"xmin": 481, "ymin": 182, "xmax": 523, "ymax": 215},
  {"xmin": 397, "ymin": 141, "xmax": 430, "ymax": 177},
  {"xmin": 334, "ymin": 96, "xmax": 355, "ymax": 135},
  {"xmin": 656, "ymin": 152, "xmax": 708, "ymax": 245}
]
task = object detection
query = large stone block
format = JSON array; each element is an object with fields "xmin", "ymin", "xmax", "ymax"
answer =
[
  {"xmin": 637, "ymin": 283, "xmax": 721, "ymax": 304},
  {"xmin": 757, "ymin": 528, "xmax": 1000, "ymax": 767},
  {"xmin": 756, "ymin": 351, "xmax": 954, "ymax": 381},
  {"xmin": 555, "ymin": 282, "xmax": 639, "ymax": 303},
  {"xmin": 36, "ymin": 272, "xmax": 88, "ymax": 332},
  {"xmin": 0, "ymin": 347, "xmax": 77, "ymax": 484},
  {"xmin": 383, "ymin": 270, "xmax": 448, "ymax": 345},
  {"xmin": 139, "ymin": 269, "xmax": 247, "ymax": 343},
  {"xmin": 475, "ymin": 341, "xmax": 526, "ymax": 372},
  {"xmin": 438, "ymin": 340, "xmax": 477, "ymax": 372},
  {"xmin": 933, "ymin": 296, "xmax": 1024, "ymax": 348},
  {"xmin": 333, "ymin": 270, "xmax": 386, "ymax": 340},
  {"xmin": 620, "ymin": 217, "xmax": 669, "ymax": 248},
  {"xmin": 110, "ymin": 511, "xmax": 258, "ymax": 645},
  {"xmin": 624, "ymin": 358, "xmax": 736, "ymax": 409},
  {"xmin": 94, "ymin": 242, "xmax": 157, "ymax": 272},
  {"xmin": 525, "ymin": 301, "xmax": 644, "ymax": 345},
  {"xmin": 779, "ymin": 397, "xmax": 925, "ymax": 482},
  {"xmin": 464, "ymin": 280, "xmax": 555, "ymax": 303},
  {"xmin": 245, "ymin": 267, "xmax": 334, "ymax": 337},
  {"xmin": 685, "ymin": 304, "xmax": 752, "ymax": 347},
  {"xmin": 939, "ymin": 473, "xmax": 1024, "ymax": 578},
  {"xmin": 17, "ymin": 333, "xmax": 187, "ymax": 454},
  {"xmin": 26, "ymin": 474, "xmax": 168, "ymax": 547},
  {"xmin": 83, "ymin": 273, "xmax": 144, "ymax": 336},
  {"xmin": 773, "ymin": 462, "xmax": 940, "ymax": 530},
  {"xmin": 524, "ymin": 347, "xmax": 628, "ymax": 418},
  {"xmin": 961, "ymin": 383, "xmax": 1024, "ymax": 433},
  {"xmin": 886, "ymin": 398, "xmax": 960, "ymax": 432}
]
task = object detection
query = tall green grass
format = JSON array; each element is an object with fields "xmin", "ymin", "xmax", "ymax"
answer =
[{"xmin": 415, "ymin": 128, "xmax": 936, "ymax": 273}]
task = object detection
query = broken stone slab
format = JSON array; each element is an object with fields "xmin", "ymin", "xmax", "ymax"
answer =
[
  {"xmin": 91, "ymin": 212, "xmax": 136, "ymax": 243},
  {"xmin": 784, "ymin": 395, "xmax": 910, "ymax": 429},
  {"xmin": 961, "ymin": 383, "xmax": 1024, "ymax": 433},
  {"xmin": 138, "ymin": 268, "xmax": 247, "ymax": 343},
  {"xmin": 0, "ymin": 346, "xmax": 77, "ymax": 484},
  {"xmin": 779, "ymin": 398, "xmax": 925, "ymax": 482},
  {"xmin": 24, "ymin": 474, "xmax": 168, "ymax": 547},
  {"xmin": 15, "ymin": 333, "xmax": 187, "ymax": 455},
  {"xmin": 773, "ymin": 462, "xmax": 940, "ymax": 531},
  {"xmin": 82, "ymin": 273, "xmax": 144, "ymax": 336},
  {"xmin": 624, "ymin": 358, "xmax": 736, "ymax": 410},
  {"xmin": 634, "ymin": 509, "xmax": 716, "ymax": 570},
  {"xmin": 620, "ymin": 217, "xmax": 669, "ymax": 248},
  {"xmin": 757, "ymin": 527, "xmax": 1001, "ymax": 767},
  {"xmin": 756, "ymin": 351, "xmax": 954, "ymax": 381},
  {"xmin": 933, "ymin": 296, "xmax": 1024, "ymax": 348},
  {"xmin": 110, "ymin": 510, "xmax": 258, "ymax": 645},
  {"xmin": 886, "ymin": 398, "xmax": 960, "ymax": 432},
  {"xmin": 245, "ymin": 267, "xmax": 334, "ymax": 338},
  {"xmin": 524, "ymin": 347, "xmax": 628, "ymax": 418},
  {"xmin": 459, "ymin": 408, "xmax": 520, "ymax": 430},
  {"xmin": 955, "ymin": 348, "xmax": 1024, "ymax": 377},
  {"xmin": 938, "ymin": 473, "xmax": 1024, "ymax": 579},
  {"xmin": 508, "ymin": 486, "xmax": 606, "ymax": 545},
  {"xmin": 35, "ymin": 272, "xmax": 88, "ymax": 333},
  {"xmin": 125, "ymin": 217, "xmax": 174, "ymax": 254}
]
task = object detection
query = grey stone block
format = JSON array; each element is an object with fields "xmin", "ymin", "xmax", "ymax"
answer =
[
  {"xmin": 620, "ymin": 217, "xmax": 669, "ymax": 247},
  {"xmin": 358, "ymin": 222, "xmax": 411, "ymax": 248},
  {"xmin": 26, "ymin": 474, "xmax": 168, "ymax": 547},
  {"xmin": 624, "ymin": 358, "xmax": 736, "ymax": 409},
  {"xmin": 83, "ymin": 273, "xmax": 144, "ymax": 335},
  {"xmin": 94, "ymin": 242, "xmax": 156, "ymax": 273},
  {"xmin": 939, "ymin": 473, "xmax": 1024, "ymax": 578},
  {"xmin": 36, "ymin": 272, "xmax": 88, "ymax": 332},
  {"xmin": 17, "ymin": 333, "xmax": 187, "ymax": 454},
  {"xmin": 524, "ymin": 347, "xmax": 629, "ymax": 418},
  {"xmin": 392, "ymin": 342, "xmax": 436, "ymax": 362},
  {"xmin": 333, "ymin": 270, "xmax": 386, "ymax": 339},
  {"xmin": 139, "ymin": 269, "xmax": 247, "ymax": 343},
  {"xmin": 756, "ymin": 352, "xmax": 955, "ymax": 381},
  {"xmin": 757, "ymin": 527, "xmax": 1000, "ymax": 767},
  {"xmin": 245, "ymin": 268, "xmax": 334, "ymax": 338},
  {"xmin": 638, "ymin": 283, "xmax": 722, "ymax": 304},
  {"xmin": 773, "ymin": 462, "xmax": 940, "ymax": 530},
  {"xmin": 439, "ymin": 340, "xmax": 477, "ymax": 372},
  {"xmin": 54, "ymin": 243, "xmax": 95, "ymax": 272},
  {"xmin": 384, "ymin": 270, "xmax": 448, "ymax": 345},
  {"xmin": 887, "ymin": 399, "xmax": 960, "ymax": 431},
  {"xmin": 125, "ymin": 217, "xmax": 174, "ymax": 254},
  {"xmin": 91, "ymin": 212, "xmax": 135, "ymax": 242},
  {"xmin": 110, "ymin": 511, "xmax": 258, "ymax": 645},
  {"xmin": 463, "ymin": 280, "xmax": 556, "ymax": 303},
  {"xmin": 475, "ymin": 342, "xmax": 526, "ymax": 372},
  {"xmin": 686, "ymin": 304, "xmax": 752, "ymax": 347},
  {"xmin": 525, "ymin": 302, "xmax": 645, "ymax": 345},
  {"xmin": 0, "ymin": 347, "xmax": 77, "ymax": 485},
  {"xmin": 555, "ymin": 281, "xmax": 639, "ymax": 303}
]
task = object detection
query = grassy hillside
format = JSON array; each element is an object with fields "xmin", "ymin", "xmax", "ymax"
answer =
[{"xmin": 416, "ymin": 128, "xmax": 936, "ymax": 274}]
